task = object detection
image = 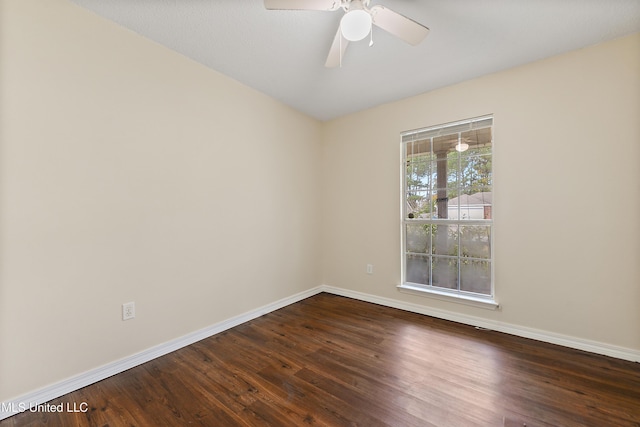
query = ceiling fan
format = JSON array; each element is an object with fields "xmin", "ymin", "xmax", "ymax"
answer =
[{"xmin": 264, "ymin": 0, "xmax": 430, "ymax": 67}]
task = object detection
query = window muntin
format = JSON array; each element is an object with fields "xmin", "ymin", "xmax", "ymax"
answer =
[{"xmin": 402, "ymin": 116, "xmax": 493, "ymax": 298}]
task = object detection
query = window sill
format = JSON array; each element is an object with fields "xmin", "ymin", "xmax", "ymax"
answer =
[{"xmin": 397, "ymin": 284, "xmax": 499, "ymax": 310}]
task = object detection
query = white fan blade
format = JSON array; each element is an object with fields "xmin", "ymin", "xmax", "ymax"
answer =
[
  {"xmin": 264, "ymin": 0, "xmax": 340, "ymax": 11},
  {"xmin": 370, "ymin": 5, "xmax": 430, "ymax": 46},
  {"xmin": 325, "ymin": 26, "xmax": 349, "ymax": 68}
]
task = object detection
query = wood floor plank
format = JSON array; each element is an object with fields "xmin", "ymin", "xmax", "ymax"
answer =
[
  {"xmin": 2, "ymin": 293, "xmax": 639, "ymax": 426},
  {"xmin": 256, "ymin": 363, "xmax": 394, "ymax": 427}
]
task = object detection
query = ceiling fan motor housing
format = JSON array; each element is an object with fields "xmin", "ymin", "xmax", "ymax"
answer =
[{"xmin": 340, "ymin": 1, "xmax": 372, "ymax": 42}]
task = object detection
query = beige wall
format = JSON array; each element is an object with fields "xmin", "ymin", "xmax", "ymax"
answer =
[
  {"xmin": 1, "ymin": 0, "xmax": 639, "ymax": 404},
  {"xmin": 0, "ymin": 0, "xmax": 321, "ymax": 400},
  {"xmin": 322, "ymin": 33, "xmax": 640, "ymax": 351}
]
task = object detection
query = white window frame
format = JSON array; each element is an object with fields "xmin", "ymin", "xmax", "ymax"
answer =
[{"xmin": 398, "ymin": 115, "xmax": 498, "ymax": 309}]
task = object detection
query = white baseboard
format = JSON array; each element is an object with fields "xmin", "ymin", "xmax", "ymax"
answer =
[
  {"xmin": 3, "ymin": 284, "xmax": 638, "ymax": 421},
  {"xmin": 320, "ymin": 284, "xmax": 640, "ymax": 363},
  {"xmin": 0, "ymin": 286, "xmax": 324, "ymax": 421}
]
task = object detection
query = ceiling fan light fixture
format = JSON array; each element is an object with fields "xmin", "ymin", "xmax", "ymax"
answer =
[
  {"xmin": 455, "ymin": 142, "xmax": 469, "ymax": 152},
  {"xmin": 340, "ymin": 9, "xmax": 372, "ymax": 41}
]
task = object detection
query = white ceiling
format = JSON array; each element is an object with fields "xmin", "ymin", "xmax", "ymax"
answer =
[{"xmin": 69, "ymin": 0, "xmax": 640, "ymax": 121}]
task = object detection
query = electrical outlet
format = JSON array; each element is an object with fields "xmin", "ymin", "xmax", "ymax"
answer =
[
  {"xmin": 366, "ymin": 264, "xmax": 373, "ymax": 274},
  {"xmin": 122, "ymin": 302, "xmax": 135, "ymax": 320}
]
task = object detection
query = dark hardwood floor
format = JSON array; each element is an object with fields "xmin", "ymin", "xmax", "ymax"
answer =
[{"xmin": 3, "ymin": 293, "xmax": 639, "ymax": 426}]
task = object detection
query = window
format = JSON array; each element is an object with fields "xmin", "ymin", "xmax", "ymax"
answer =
[{"xmin": 400, "ymin": 116, "xmax": 494, "ymax": 303}]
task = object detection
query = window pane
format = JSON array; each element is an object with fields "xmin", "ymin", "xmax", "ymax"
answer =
[
  {"xmin": 433, "ymin": 188, "xmax": 457, "ymax": 219},
  {"xmin": 406, "ymin": 140, "xmax": 430, "ymax": 157},
  {"xmin": 460, "ymin": 225, "xmax": 491, "ymax": 259},
  {"xmin": 406, "ymin": 190, "xmax": 431, "ymax": 218},
  {"xmin": 406, "ymin": 155, "xmax": 432, "ymax": 217},
  {"xmin": 406, "ymin": 160, "xmax": 430, "ymax": 189},
  {"xmin": 432, "ymin": 225, "xmax": 457, "ymax": 256},
  {"xmin": 430, "ymin": 154, "xmax": 458, "ymax": 191},
  {"xmin": 459, "ymin": 153, "xmax": 492, "ymax": 191},
  {"xmin": 432, "ymin": 257, "xmax": 458, "ymax": 290},
  {"xmin": 405, "ymin": 224, "xmax": 430, "ymax": 254},
  {"xmin": 406, "ymin": 254, "xmax": 430, "ymax": 285},
  {"xmin": 402, "ymin": 116, "xmax": 493, "ymax": 297},
  {"xmin": 441, "ymin": 187, "xmax": 460, "ymax": 219},
  {"xmin": 460, "ymin": 260, "xmax": 491, "ymax": 294},
  {"xmin": 453, "ymin": 188, "xmax": 492, "ymax": 220},
  {"xmin": 459, "ymin": 128, "xmax": 492, "ymax": 154}
]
